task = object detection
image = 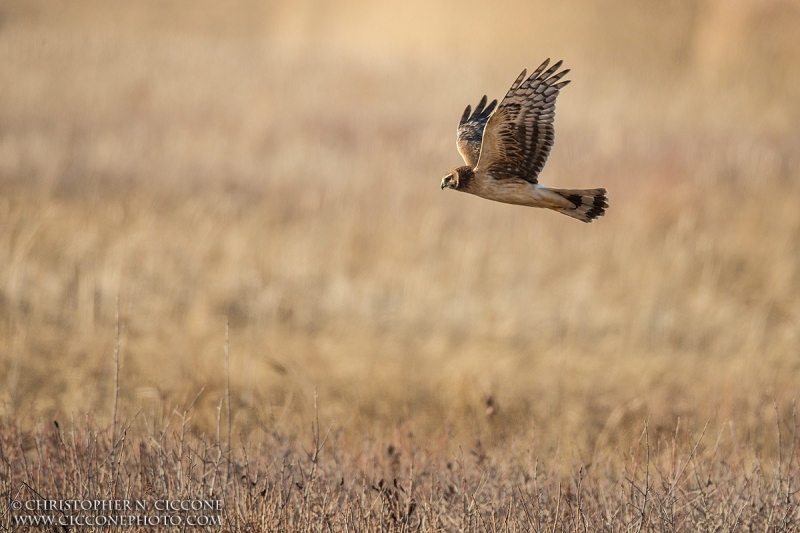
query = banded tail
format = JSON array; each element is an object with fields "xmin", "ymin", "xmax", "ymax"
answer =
[{"xmin": 552, "ymin": 188, "xmax": 608, "ymax": 223}]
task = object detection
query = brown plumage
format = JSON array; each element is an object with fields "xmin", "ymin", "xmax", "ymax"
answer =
[{"xmin": 441, "ymin": 59, "xmax": 608, "ymax": 223}]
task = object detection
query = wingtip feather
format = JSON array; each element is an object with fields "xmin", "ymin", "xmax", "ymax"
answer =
[
  {"xmin": 529, "ymin": 58, "xmax": 550, "ymax": 80},
  {"xmin": 460, "ymin": 105, "xmax": 471, "ymax": 125},
  {"xmin": 540, "ymin": 60, "xmax": 564, "ymax": 80},
  {"xmin": 545, "ymin": 68, "xmax": 570, "ymax": 86},
  {"xmin": 503, "ymin": 70, "xmax": 527, "ymax": 97},
  {"xmin": 473, "ymin": 95, "xmax": 488, "ymax": 116}
]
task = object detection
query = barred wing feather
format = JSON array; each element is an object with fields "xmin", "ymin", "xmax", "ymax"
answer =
[
  {"xmin": 456, "ymin": 95, "xmax": 497, "ymax": 167},
  {"xmin": 476, "ymin": 59, "xmax": 570, "ymax": 183}
]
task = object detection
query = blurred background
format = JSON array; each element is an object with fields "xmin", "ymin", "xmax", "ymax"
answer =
[{"xmin": 1, "ymin": 0, "xmax": 799, "ymax": 457}]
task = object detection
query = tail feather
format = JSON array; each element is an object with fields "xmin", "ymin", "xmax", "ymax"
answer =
[{"xmin": 552, "ymin": 188, "xmax": 608, "ymax": 223}]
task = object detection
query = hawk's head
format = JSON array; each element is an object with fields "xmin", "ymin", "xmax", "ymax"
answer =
[{"xmin": 441, "ymin": 166, "xmax": 474, "ymax": 191}]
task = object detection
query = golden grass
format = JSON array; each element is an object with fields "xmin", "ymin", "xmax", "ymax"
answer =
[
  {"xmin": 1, "ymin": 0, "xmax": 800, "ymax": 528},
  {"xmin": 2, "ymin": 411, "xmax": 800, "ymax": 531}
]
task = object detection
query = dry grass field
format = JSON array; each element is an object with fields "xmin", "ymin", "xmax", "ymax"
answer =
[{"xmin": 2, "ymin": 0, "xmax": 800, "ymax": 530}]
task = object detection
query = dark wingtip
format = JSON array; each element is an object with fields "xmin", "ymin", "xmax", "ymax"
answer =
[
  {"xmin": 528, "ymin": 58, "xmax": 551, "ymax": 81},
  {"xmin": 541, "ymin": 60, "xmax": 564, "ymax": 80},
  {"xmin": 460, "ymin": 105, "xmax": 471, "ymax": 125},
  {"xmin": 553, "ymin": 68, "xmax": 570, "ymax": 80},
  {"xmin": 473, "ymin": 95, "xmax": 488, "ymax": 116},
  {"xmin": 505, "ymin": 69, "xmax": 528, "ymax": 95}
]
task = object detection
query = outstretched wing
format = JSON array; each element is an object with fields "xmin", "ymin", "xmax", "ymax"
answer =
[
  {"xmin": 456, "ymin": 95, "xmax": 497, "ymax": 167},
  {"xmin": 475, "ymin": 59, "xmax": 570, "ymax": 183}
]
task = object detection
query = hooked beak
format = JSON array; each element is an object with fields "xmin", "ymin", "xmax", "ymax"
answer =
[{"xmin": 441, "ymin": 176, "xmax": 451, "ymax": 190}]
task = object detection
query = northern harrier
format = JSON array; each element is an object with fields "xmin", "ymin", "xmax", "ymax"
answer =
[{"xmin": 441, "ymin": 59, "xmax": 608, "ymax": 222}]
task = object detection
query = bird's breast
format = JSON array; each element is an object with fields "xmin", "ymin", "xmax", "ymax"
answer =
[{"xmin": 463, "ymin": 175, "xmax": 544, "ymax": 207}]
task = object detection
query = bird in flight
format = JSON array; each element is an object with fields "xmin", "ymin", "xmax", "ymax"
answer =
[{"xmin": 441, "ymin": 59, "xmax": 607, "ymax": 222}]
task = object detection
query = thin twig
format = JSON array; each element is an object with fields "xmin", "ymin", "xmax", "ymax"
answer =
[
  {"xmin": 112, "ymin": 295, "xmax": 121, "ymax": 447},
  {"xmin": 225, "ymin": 318, "xmax": 232, "ymax": 449}
]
